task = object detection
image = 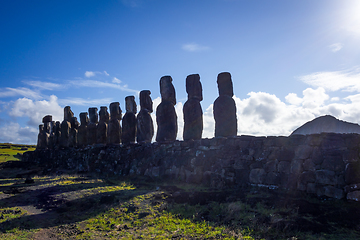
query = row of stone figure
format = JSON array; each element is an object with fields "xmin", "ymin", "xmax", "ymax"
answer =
[{"xmin": 37, "ymin": 72, "xmax": 237, "ymax": 149}]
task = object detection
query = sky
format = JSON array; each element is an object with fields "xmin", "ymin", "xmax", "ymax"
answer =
[{"xmin": 1, "ymin": 0, "xmax": 360, "ymax": 144}]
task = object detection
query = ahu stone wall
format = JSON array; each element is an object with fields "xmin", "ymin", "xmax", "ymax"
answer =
[{"xmin": 23, "ymin": 133, "xmax": 360, "ymax": 201}]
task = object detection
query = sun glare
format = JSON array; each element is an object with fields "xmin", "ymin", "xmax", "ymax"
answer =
[{"xmin": 341, "ymin": 0, "xmax": 360, "ymax": 36}]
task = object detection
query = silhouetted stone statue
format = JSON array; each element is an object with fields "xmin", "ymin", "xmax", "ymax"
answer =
[
  {"xmin": 137, "ymin": 90, "xmax": 154, "ymax": 143},
  {"xmin": 156, "ymin": 76, "xmax": 177, "ymax": 142},
  {"xmin": 49, "ymin": 121, "xmax": 55, "ymax": 149},
  {"xmin": 88, "ymin": 107, "xmax": 98, "ymax": 145},
  {"xmin": 60, "ymin": 106, "xmax": 73, "ymax": 148},
  {"xmin": 54, "ymin": 121, "xmax": 61, "ymax": 148},
  {"xmin": 37, "ymin": 124, "xmax": 47, "ymax": 149},
  {"xmin": 97, "ymin": 106, "xmax": 109, "ymax": 144},
  {"xmin": 41, "ymin": 115, "xmax": 52, "ymax": 149},
  {"xmin": 213, "ymin": 72, "xmax": 237, "ymax": 137},
  {"xmin": 122, "ymin": 96, "xmax": 137, "ymax": 144},
  {"xmin": 69, "ymin": 117, "xmax": 79, "ymax": 147},
  {"xmin": 183, "ymin": 74, "xmax": 203, "ymax": 140},
  {"xmin": 108, "ymin": 102, "xmax": 122, "ymax": 144},
  {"xmin": 77, "ymin": 112, "xmax": 89, "ymax": 147}
]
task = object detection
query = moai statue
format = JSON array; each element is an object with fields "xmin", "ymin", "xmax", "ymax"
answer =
[
  {"xmin": 97, "ymin": 106, "xmax": 109, "ymax": 144},
  {"xmin": 54, "ymin": 121, "xmax": 61, "ymax": 148},
  {"xmin": 42, "ymin": 115, "xmax": 52, "ymax": 148},
  {"xmin": 69, "ymin": 117, "xmax": 79, "ymax": 147},
  {"xmin": 156, "ymin": 76, "xmax": 177, "ymax": 142},
  {"xmin": 60, "ymin": 106, "xmax": 74, "ymax": 148},
  {"xmin": 77, "ymin": 112, "xmax": 89, "ymax": 148},
  {"xmin": 48, "ymin": 121, "xmax": 55, "ymax": 149},
  {"xmin": 122, "ymin": 96, "xmax": 137, "ymax": 144},
  {"xmin": 183, "ymin": 74, "xmax": 203, "ymax": 140},
  {"xmin": 108, "ymin": 102, "xmax": 122, "ymax": 144},
  {"xmin": 37, "ymin": 125, "xmax": 47, "ymax": 149},
  {"xmin": 88, "ymin": 107, "xmax": 98, "ymax": 145},
  {"xmin": 213, "ymin": 72, "xmax": 237, "ymax": 137},
  {"xmin": 136, "ymin": 90, "xmax": 154, "ymax": 143}
]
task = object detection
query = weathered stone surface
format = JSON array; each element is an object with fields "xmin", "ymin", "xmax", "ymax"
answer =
[
  {"xmin": 321, "ymin": 151, "xmax": 345, "ymax": 172},
  {"xmin": 249, "ymin": 168, "xmax": 266, "ymax": 184},
  {"xmin": 278, "ymin": 148, "xmax": 295, "ymax": 162},
  {"xmin": 137, "ymin": 91, "xmax": 154, "ymax": 143},
  {"xmin": 213, "ymin": 72, "xmax": 237, "ymax": 137},
  {"xmin": 345, "ymin": 162, "xmax": 360, "ymax": 184},
  {"xmin": 42, "ymin": 115, "xmax": 52, "ymax": 123},
  {"xmin": 303, "ymin": 159, "xmax": 316, "ymax": 171},
  {"xmin": 264, "ymin": 160, "xmax": 277, "ymax": 172},
  {"xmin": 347, "ymin": 191, "xmax": 360, "ymax": 201},
  {"xmin": 53, "ymin": 121, "xmax": 61, "ymax": 148},
  {"xmin": 88, "ymin": 107, "xmax": 98, "ymax": 145},
  {"xmin": 323, "ymin": 186, "xmax": 344, "ymax": 199},
  {"xmin": 122, "ymin": 96, "xmax": 137, "ymax": 144},
  {"xmin": 77, "ymin": 112, "xmax": 89, "ymax": 147},
  {"xmin": 278, "ymin": 161, "xmax": 290, "ymax": 174},
  {"xmin": 97, "ymin": 106, "xmax": 109, "ymax": 144},
  {"xmin": 183, "ymin": 98, "xmax": 203, "ymax": 140},
  {"xmin": 60, "ymin": 120, "xmax": 71, "ymax": 148},
  {"xmin": 156, "ymin": 76, "xmax": 177, "ymax": 142},
  {"xmin": 69, "ymin": 117, "xmax": 79, "ymax": 147},
  {"xmin": 316, "ymin": 170, "xmax": 336, "ymax": 185},
  {"xmin": 290, "ymin": 159, "xmax": 303, "ymax": 174},
  {"xmin": 108, "ymin": 102, "xmax": 122, "ymax": 145},
  {"xmin": 64, "ymin": 106, "xmax": 74, "ymax": 121},
  {"xmin": 295, "ymin": 145, "xmax": 313, "ymax": 160},
  {"xmin": 37, "ymin": 125, "xmax": 47, "ymax": 149},
  {"xmin": 264, "ymin": 172, "xmax": 281, "ymax": 185}
]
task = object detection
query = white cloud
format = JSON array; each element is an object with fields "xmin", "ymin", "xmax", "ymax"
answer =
[
  {"xmin": 85, "ymin": 71, "xmax": 96, "ymax": 78},
  {"xmin": 70, "ymin": 80, "xmax": 138, "ymax": 94},
  {"xmin": 329, "ymin": 43, "xmax": 343, "ymax": 52},
  {"xmin": 59, "ymin": 97, "xmax": 113, "ymax": 106},
  {"xmin": 9, "ymin": 95, "xmax": 63, "ymax": 127},
  {"xmin": 182, "ymin": 43, "xmax": 210, "ymax": 52},
  {"xmin": 0, "ymin": 122, "xmax": 37, "ymax": 144},
  {"xmin": 104, "ymin": 71, "xmax": 110, "ymax": 76},
  {"xmin": 23, "ymin": 80, "xmax": 63, "ymax": 90},
  {"xmin": 0, "ymin": 87, "xmax": 41, "ymax": 99},
  {"xmin": 299, "ymin": 68, "xmax": 360, "ymax": 92},
  {"xmin": 112, "ymin": 77, "xmax": 121, "ymax": 84}
]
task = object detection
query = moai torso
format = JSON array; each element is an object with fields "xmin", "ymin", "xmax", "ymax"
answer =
[
  {"xmin": 156, "ymin": 76, "xmax": 177, "ymax": 142},
  {"xmin": 37, "ymin": 125, "xmax": 47, "ymax": 149},
  {"xmin": 136, "ymin": 90, "xmax": 154, "ymax": 143},
  {"xmin": 97, "ymin": 106, "xmax": 109, "ymax": 144},
  {"xmin": 40, "ymin": 115, "xmax": 52, "ymax": 149},
  {"xmin": 213, "ymin": 72, "xmax": 237, "ymax": 137},
  {"xmin": 77, "ymin": 112, "xmax": 89, "ymax": 147},
  {"xmin": 54, "ymin": 121, "xmax": 61, "ymax": 148},
  {"xmin": 88, "ymin": 107, "xmax": 98, "ymax": 145},
  {"xmin": 60, "ymin": 106, "xmax": 74, "ymax": 148},
  {"xmin": 183, "ymin": 74, "xmax": 203, "ymax": 141},
  {"xmin": 69, "ymin": 117, "xmax": 79, "ymax": 147},
  {"xmin": 122, "ymin": 96, "xmax": 137, "ymax": 144},
  {"xmin": 108, "ymin": 102, "xmax": 122, "ymax": 144}
]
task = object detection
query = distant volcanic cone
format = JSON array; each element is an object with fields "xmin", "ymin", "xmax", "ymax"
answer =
[{"xmin": 290, "ymin": 115, "xmax": 360, "ymax": 135}]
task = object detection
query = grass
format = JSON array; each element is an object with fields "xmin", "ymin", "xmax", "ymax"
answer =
[
  {"xmin": 0, "ymin": 143, "xmax": 359, "ymax": 239},
  {"xmin": 0, "ymin": 143, "xmax": 35, "ymax": 163}
]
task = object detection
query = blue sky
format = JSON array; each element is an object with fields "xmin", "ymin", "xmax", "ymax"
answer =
[{"xmin": 1, "ymin": 0, "xmax": 360, "ymax": 144}]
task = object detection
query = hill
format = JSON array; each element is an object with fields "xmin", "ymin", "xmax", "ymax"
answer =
[{"xmin": 291, "ymin": 115, "xmax": 360, "ymax": 135}]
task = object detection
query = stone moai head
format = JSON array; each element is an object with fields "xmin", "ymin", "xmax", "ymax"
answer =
[
  {"xmin": 88, "ymin": 107, "xmax": 99, "ymax": 124},
  {"xmin": 39, "ymin": 124, "xmax": 44, "ymax": 133},
  {"xmin": 99, "ymin": 106, "xmax": 110, "ymax": 123},
  {"xmin": 186, "ymin": 74, "xmax": 203, "ymax": 101},
  {"xmin": 55, "ymin": 121, "xmax": 61, "ymax": 131},
  {"xmin": 42, "ymin": 115, "xmax": 52, "ymax": 124},
  {"xmin": 50, "ymin": 121, "xmax": 55, "ymax": 133},
  {"xmin": 79, "ymin": 112, "xmax": 89, "ymax": 126},
  {"xmin": 110, "ymin": 102, "xmax": 122, "ymax": 120},
  {"xmin": 140, "ymin": 90, "xmax": 153, "ymax": 112},
  {"xmin": 125, "ymin": 96, "xmax": 137, "ymax": 114},
  {"xmin": 70, "ymin": 117, "xmax": 79, "ymax": 129},
  {"xmin": 160, "ymin": 76, "xmax": 176, "ymax": 105},
  {"xmin": 217, "ymin": 72, "xmax": 234, "ymax": 97},
  {"xmin": 64, "ymin": 106, "xmax": 74, "ymax": 121}
]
